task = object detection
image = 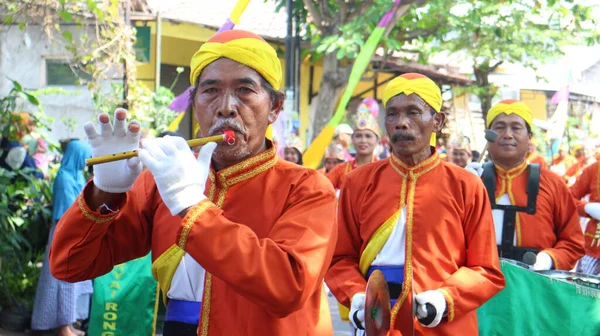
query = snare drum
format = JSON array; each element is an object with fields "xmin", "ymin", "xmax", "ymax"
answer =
[{"xmin": 535, "ymin": 270, "xmax": 600, "ymax": 290}]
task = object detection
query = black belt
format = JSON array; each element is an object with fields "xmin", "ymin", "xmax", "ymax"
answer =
[{"xmin": 388, "ymin": 282, "xmax": 403, "ymax": 298}]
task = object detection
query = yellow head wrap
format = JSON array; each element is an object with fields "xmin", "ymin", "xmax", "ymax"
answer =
[
  {"xmin": 190, "ymin": 30, "xmax": 282, "ymax": 90},
  {"xmin": 382, "ymin": 73, "xmax": 442, "ymax": 146},
  {"xmin": 486, "ymin": 99, "xmax": 533, "ymax": 129}
]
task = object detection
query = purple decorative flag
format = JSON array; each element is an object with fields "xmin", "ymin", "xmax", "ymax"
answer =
[{"xmin": 168, "ymin": 87, "xmax": 193, "ymax": 112}]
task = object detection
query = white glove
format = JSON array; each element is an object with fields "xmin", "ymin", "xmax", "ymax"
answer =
[
  {"xmin": 85, "ymin": 109, "xmax": 143, "ymax": 193},
  {"xmin": 415, "ymin": 290, "xmax": 446, "ymax": 328},
  {"xmin": 138, "ymin": 136, "xmax": 216, "ymax": 216},
  {"xmin": 465, "ymin": 162, "xmax": 483, "ymax": 177},
  {"xmin": 349, "ymin": 293, "xmax": 366, "ymax": 330},
  {"xmin": 584, "ymin": 203, "xmax": 600, "ymax": 221},
  {"xmin": 533, "ymin": 251, "xmax": 553, "ymax": 271}
]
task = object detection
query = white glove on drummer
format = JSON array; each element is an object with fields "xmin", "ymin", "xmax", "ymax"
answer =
[
  {"xmin": 533, "ymin": 251, "xmax": 553, "ymax": 271},
  {"xmin": 584, "ymin": 203, "xmax": 600, "ymax": 221},
  {"xmin": 465, "ymin": 162, "xmax": 483, "ymax": 177},
  {"xmin": 349, "ymin": 293, "xmax": 366, "ymax": 330},
  {"xmin": 138, "ymin": 136, "xmax": 216, "ymax": 216},
  {"xmin": 415, "ymin": 290, "xmax": 446, "ymax": 328},
  {"xmin": 85, "ymin": 109, "xmax": 143, "ymax": 193}
]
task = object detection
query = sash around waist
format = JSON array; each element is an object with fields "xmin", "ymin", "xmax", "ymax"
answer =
[{"xmin": 166, "ymin": 299, "xmax": 202, "ymax": 324}]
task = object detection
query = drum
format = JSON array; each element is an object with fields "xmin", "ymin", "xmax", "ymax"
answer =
[
  {"xmin": 535, "ymin": 270, "xmax": 600, "ymax": 290},
  {"xmin": 500, "ymin": 257, "xmax": 532, "ymax": 270}
]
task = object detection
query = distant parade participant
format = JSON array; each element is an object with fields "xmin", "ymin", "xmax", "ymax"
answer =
[
  {"xmin": 283, "ymin": 136, "xmax": 304, "ymax": 165},
  {"xmin": 467, "ymin": 100, "xmax": 584, "ymax": 270},
  {"xmin": 318, "ymin": 144, "xmax": 345, "ymax": 174},
  {"xmin": 570, "ymin": 160, "xmax": 600, "ymax": 275},
  {"xmin": 334, "ymin": 123, "xmax": 355, "ymax": 162},
  {"xmin": 550, "ymin": 144, "xmax": 577, "ymax": 177},
  {"xmin": 526, "ymin": 139, "xmax": 548, "ymax": 170},
  {"xmin": 448, "ymin": 134, "xmax": 472, "ymax": 168},
  {"xmin": 326, "ymin": 73, "xmax": 504, "ymax": 335},
  {"xmin": 565, "ymin": 144, "xmax": 596, "ymax": 185},
  {"xmin": 50, "ymin": 30, "xmax": 337, "ymax": 336},
  {"xmin": 326, "ymin": 111, "xmax": 380, "ymax": 189}
]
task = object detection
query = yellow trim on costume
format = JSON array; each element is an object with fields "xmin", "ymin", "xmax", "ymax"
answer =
[
  {"xmin": 585, "ymin": 233, "xmax": 596, "ymax": 238},
  {"xmin": 77, "ymin": 196, "xmax": 117, "ymax": 224},
  {"xmin": 359, "ymin": 210, "xmax": 402, "ymax": 275},
  {"xmin": 494, "ymin": 161, "xmax": 528, "ymax": 246},
  {"xmin": 151, "ymin": 282, "xmax": 160, "ymax": 335},
  {"xmin": 596, "ymin": 162, "xmax": 600, "ymax": 200},
  {"xmin": 151, "ymin": 244, "xmax": 186, "ymax": 305},
  {"xmin": 198, "ymin": 145, "xmax": 278, "ymax": 336},
  {"xmin": 178, "ymin": 200, "xmax": 214, "ymax": 249},
  {"xmin": 389, "ymin": 154, "xmax": 440, "ymax": 329},
  {"xmin": 543, "ymin": 250, "xmax": 559, "ymax": 270},
  {"xmin": 438, "ymin": 288, "xmax": 455, "ymax": 322}
]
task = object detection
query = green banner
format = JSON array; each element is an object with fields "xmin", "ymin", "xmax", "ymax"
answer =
[
  {"xmin": 88, "ymin": 253, "xmax": 159, "ymax": 336},
  {"xmin": 477, "ymin": 260, "xmax": 600, "ymax": 335}
]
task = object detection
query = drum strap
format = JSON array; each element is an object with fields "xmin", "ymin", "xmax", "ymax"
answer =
[{"xmin": 482, "ymin": 163, "xmax": 541, "ymax": 259}]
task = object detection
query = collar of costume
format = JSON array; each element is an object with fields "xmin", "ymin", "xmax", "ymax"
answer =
[
  {"xmin": 389, "ymin": 147, "xmax": 440, "ymax": 178},
  {"xmin": 494, "ymin": 159, "xmax": 528, "ymax": 180},
  {"xmin": 209, "ymin": 140, "xmax": 277, "ymax": 188},
  {"xmin": 189, "ymin": 30, "xmax": 282, "ymax": 90}
]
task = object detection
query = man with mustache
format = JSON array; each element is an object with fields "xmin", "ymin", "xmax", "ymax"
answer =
[
  {"xmin": 326, "ymin": 110, "xmax": 380, "ymax": 189},
  {"xmin": 49, "ymin": 30, "xmax": 337, "ymax": 336},
  {"xmin": 469, "ymin": 100, "xmax": 584, "ymax": 271},
  {"xmin": 325, "ymin": 73, "xmax": 505, "ymax": 335}
]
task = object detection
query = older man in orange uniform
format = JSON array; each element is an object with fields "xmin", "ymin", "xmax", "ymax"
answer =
[
  {"xmin": 570, "ymin": 161, "xmax": 600, "ymax": 275},
  {"xmin": 326, "ymin": 73, "xmax": 505, "ymax": 336},
  {"xmin": 326, "ymin": 111, "xmax": 380, "ymax": 189},
  {"xmin": 49, "ymin": 30, "xmax": 336, "ymax": 336},
  {"xmin": 469, "ymin": 100, "xmax": 584, "ymax": 270}
]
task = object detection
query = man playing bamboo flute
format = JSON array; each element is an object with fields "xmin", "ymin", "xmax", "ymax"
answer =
[
  {"xmin": 468, "ymin": 100, "xmax": 585, "ymax": 270},
  {"xmin": 49, "ymin": 30, "xmax": 337, "ymax": 336},
  {"xmin": 325, "ymin": 73, "xmax": 505, "ymax": 336}
]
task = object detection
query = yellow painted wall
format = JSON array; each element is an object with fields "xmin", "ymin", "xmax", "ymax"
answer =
[{"xmin": 520, "ymin": 89, "xmax": 547, "ymax": 120}]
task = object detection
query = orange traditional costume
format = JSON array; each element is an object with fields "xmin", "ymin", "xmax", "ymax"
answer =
[
  {"xmin": 570, "ymin": 161, "xmax": 600, "ymax": 270},
  {"xmin": 325, "ymin": 73, "xmax": 505, "ymax": 336},
  {"xmin": 483, "ymin": 100, "xmax": 584, "ymax": 270},
  {"xmin": 50, "ymin": 30, "xmax": 337, "ymax": 336},
  {"xmin": 550, "ymin": 145, "xmax": 577, "ymax": 177},
  {"xmin": 326, "ymin": 111, "xmax": 380, "ymax": 189}
]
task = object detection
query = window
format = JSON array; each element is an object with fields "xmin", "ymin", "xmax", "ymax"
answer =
[{"xmin": 45, "ymin": 59, "xmax": 92, "ymax": 86}]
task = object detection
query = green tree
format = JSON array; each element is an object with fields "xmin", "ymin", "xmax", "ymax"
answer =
[
  {"xmin": 273, "ymin": 0, "xmax": 454, "ymax": 140},
  {"xmin": 427, "ymin": 0, "xmax": 600, "ymax": 119}
]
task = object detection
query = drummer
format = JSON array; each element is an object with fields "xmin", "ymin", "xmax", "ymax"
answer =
[
  {"xmin": 325, "ymin": 73, "xmax": 505, "ymax": 335},
  {"xmin": 467, "ymin": 100, "xmax": 585, "ymax": 270}
]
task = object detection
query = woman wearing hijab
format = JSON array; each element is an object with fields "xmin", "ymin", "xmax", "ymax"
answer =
[{"xmin": 31, "ymin": 140, "xmax": 93, "ymax": 336}]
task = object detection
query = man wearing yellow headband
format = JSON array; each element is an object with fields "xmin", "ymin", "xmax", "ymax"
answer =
[
  {"xmin": 50, "ymin": 30, "xmax": 337, "ymax": 336},
  {"xmin": 326, "ymin": 110, "xmax": 380, "ymax": 189},
  {"xmin": 570, "ymin": 158, "xmax": 600, "ymax": 275},
  {"xmin": 326, "ymin": 73, "xmax": 504, "ymax": 335},
  {"xmin": 470, "ymin": 99, "xmax": 584, "ymax": 271}
]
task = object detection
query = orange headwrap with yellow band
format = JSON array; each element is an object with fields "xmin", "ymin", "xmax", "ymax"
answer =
[
  {"xmin": 486, "ymin": 99, "xmax": 533, "ymax": 129},
  {"xmin": 189, "ymin": 30, "xmax": 282, "ymax": 90},
  {"xmin": 382, "ymin": 73, "xmax": 442, "ymax": 146}
]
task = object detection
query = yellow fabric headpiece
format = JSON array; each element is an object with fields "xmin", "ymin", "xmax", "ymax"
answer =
[
  {"xmin": 190, "ymin": 30, "xmax": 282, "ymax": 90},
  {"xmin": 382, "ymin": 73, "xmax": 441, "ymax": 146},
  {"xmin": 353, "ymin": 111, "xmax": 380, "ymax": 137},
  {"xmin": 486, "ymin": 99, "xmax": 533, "ymax": 129}
]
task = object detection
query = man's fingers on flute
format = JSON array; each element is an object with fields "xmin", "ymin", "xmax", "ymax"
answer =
[
  {"xmin": 98, "ymin": 113, "xmax": 113, "ymax": 136},
  {"xmin": 114, "ymin": 108, "xmax": 128, "ymax": 121},
  {"xmin": 84, "ymin": 122, "xmax": 99, "ymax": 140},
  {"xmin": 113, "ymin": 116, "xmax": 127, "ymax": 137},
  {"xmin": 126, "ymin": 120, "xmax": 141, "ymax": 143}
]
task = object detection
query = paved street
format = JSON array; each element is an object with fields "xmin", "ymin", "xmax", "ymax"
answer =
[{"xmin": 0, "ymin": 295, "xmax": 353, "ymax": 336}]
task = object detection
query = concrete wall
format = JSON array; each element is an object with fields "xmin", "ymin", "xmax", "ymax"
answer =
[{"xmin": 0, "ymin": 25, "xmax": 117, "ymax": 145}]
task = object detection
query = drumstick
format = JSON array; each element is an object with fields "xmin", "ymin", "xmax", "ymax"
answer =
[
  {"xmin": 476, "ymin": 130, "xmax": 499, "ymax": 163},
  {"xmin": 85, "ymin": 130, "xmax": 236, "ymax": 166}
]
